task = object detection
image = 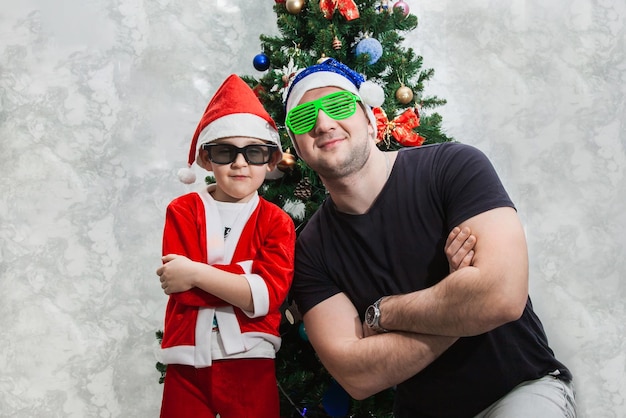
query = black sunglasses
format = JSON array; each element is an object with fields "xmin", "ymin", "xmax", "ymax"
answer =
[{"xmin": 201, "ymin": 143, "xmax": 278, "ymax": 165}]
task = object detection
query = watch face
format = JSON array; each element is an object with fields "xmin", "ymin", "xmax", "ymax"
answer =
[{"xmin": 365, "ymin": 306, "xmax": 375, "ymax": 326}]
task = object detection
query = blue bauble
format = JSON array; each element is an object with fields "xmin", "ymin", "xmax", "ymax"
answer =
[
  {"xmin": 298, "ymin": 322, "xmax": 309, "ymax": 341},
  {"xmin": 355, "ymin": 37, "xmax": 383, "ymax": 65},
  {"xmin": 322, "ymin": 380, "xmax": 350, "ymax": 417},
  {"xmin": 253, "ymin": 53, "xmax": 270, "ymax": 71}
]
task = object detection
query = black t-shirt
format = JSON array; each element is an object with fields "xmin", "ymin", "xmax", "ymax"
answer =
[{"xmin": 293, "ymin": 142, "xmax": 571, "ymax": 417}]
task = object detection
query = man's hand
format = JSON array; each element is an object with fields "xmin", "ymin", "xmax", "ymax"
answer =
[
  {"xmin": 445, "ymin": 226, "xmax": 476, "ymax": 273},
  {"xmin": 156, "ymin": 254, "xmax": 198, "ymax": 294}
]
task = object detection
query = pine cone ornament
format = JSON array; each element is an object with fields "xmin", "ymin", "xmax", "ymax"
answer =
[{"xmin": 294, "ymin": 177, "xmax": 312, "ymax": 201}]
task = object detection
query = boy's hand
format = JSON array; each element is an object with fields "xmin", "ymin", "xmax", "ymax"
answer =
[
  {"xmin": 445, "ymin": 227, "xmax": 476, "ymax": 273},
  {"xmin": 156, "ymin": 254, "xmax": 197, "ymax": 294}
]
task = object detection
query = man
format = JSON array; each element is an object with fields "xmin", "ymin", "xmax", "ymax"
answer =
[{"xmin": 283, "ymin": 58, "xmax": 575, "ymax": 418}]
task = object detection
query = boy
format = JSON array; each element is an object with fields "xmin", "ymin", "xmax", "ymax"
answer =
[{"xmin": 156, "ymin": 74, "xmax": 296, "ymax": 418}]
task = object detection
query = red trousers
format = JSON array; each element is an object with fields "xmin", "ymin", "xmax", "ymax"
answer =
[{"xmin": 160, "ymin": 359, "xmax": 279, "ymax": 418}]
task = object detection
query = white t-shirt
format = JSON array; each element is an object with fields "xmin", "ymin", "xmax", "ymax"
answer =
[{"xmin": 210, "ymin": 199, "xmax": 275, "ymax": 360}]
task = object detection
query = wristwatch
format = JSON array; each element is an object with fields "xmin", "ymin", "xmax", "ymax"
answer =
[{"xmin": 365, "ymin": 297, "xmax": 389, "ymax": 333}]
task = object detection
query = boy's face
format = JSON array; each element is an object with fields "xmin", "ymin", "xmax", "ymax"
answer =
[{"xmin": 198, "ymin": 136, "xmax": 280, "ymax": 203}]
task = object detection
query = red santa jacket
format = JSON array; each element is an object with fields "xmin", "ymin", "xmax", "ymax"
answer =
[{"xmin": 159, "ymin": 186, "xmax": 295, "ymax": 367}]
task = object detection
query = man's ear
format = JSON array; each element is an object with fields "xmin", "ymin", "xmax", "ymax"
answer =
[
  {"xmin": 197, "ymin": 149, "xmax": 213, "ymax": 171},
  {"xmin": 361, "ymin": 107, "xmax": 376, "ymax": 141},
  {"xmin": 367, "ymin": 121, "xmax": 376, "ymax": 142}
]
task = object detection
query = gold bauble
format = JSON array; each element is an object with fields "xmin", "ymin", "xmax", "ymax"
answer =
[
  {"xmin": 395, "ymin": 85, "xmax": 414, "ymax": 104},
  {"xmin": 278, "ymin": 149, "xmax": 297, "ymax": 172},
  {"xmin": 285, "ymin": 0, "xmax": 305, "ymax": 14}
]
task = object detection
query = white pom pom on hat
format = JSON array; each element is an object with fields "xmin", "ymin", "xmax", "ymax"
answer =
[
  {"xmin": 177, "ymin": 167, "xmax": 196, "ymax": 184},
  {"xmin": 178, "ymin": 74, "xmax": 282, "ymax": 183},
  {"xmin": 359, "ymin": 80, "xmax": 385, "ymax": 108}
]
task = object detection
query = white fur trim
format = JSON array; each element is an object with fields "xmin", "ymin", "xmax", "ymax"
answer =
[
  {"xmin": 233, "ymin": 260, "xmax": 270, "ymax": 317},
  {"xmin": 215, "ymin": 307, "xmax": 246, "ymax": 355},
  {"xmin": 244, "ymin": 273, "xmax": 270, "ymax": 318},
  {"xmin": 195, "ymin": 307, "xmax": 215, "ymax": 365}
]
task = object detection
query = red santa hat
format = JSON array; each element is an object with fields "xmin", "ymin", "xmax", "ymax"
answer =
[{"xmin": 178, "ymin": 74, "xmax": 282, "ymax": 184}]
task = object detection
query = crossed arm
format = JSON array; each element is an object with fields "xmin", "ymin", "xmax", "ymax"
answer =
[
  {"xmin": 157, "ymin": 256, "xmax": 256, "ymax": 312},
  {"xmin": 301, "ymin": 206, "xmax": 529, "ymax": 399},
  {"xmin": 156, "ymin": 199, "xmax": 295, "ymax": 315},
  {"xmin": 379, "ymin": 206, "xmax": 529, "ymax": 337}
]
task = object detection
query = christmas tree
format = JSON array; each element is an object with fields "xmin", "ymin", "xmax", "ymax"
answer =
[
  {"xmin": 245, "ymin": 0, "xmax": 453, "ymax": 231},
  {"xmin": 156, "ymin": 1, "xmax": 454, "ymax": 417},
  {"xmin": 243, "ymin": 1, "xmax": 454, "ymax": 416}
]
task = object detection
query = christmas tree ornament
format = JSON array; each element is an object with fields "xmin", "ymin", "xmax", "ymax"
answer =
[
  {"xmin": 375, "ymin": 0, "xmax": 390, "ymax": 13},
  {"xmin": 278, "ymin": 149, "xmax": 297, "ymax": 172},
  {"xmin": 355, "ymin": 37, "xmax": 383, "ymax": 65},
  {"xmin": 319, "ymin": 0, "xmax": 360, "ymax": 21},
  {"xmin": 298, "ymin": 322, "xmax": 308, "ymax": 341},
  {"xmin": 395, "ymin": 84, "xmax": 414, "ymax": 104},
  {"xmin": 317, "ymin": 53, "xmax": 329, "ymax": 64},
  {"xmin": 393, "ymin": 0, "xmax": 410, "ymax": 16},
  {"xmin": 285, "ymin": 0, "xmax": 305, "ymax": 14},
  {"xmin": 252, "ymin": 83, "xmax": 266, "ymax": 101},
  {"xmin": 253, "ymin": 52, "xmax": 270, "ymax": 71},
  {"xmin": 294, "ymin": 177, "xmax": 313, "ymax": 201},
  {"xmin": 322, "ymin": 380, "xmax": 351, "ymax": 418},
  {"xmin": 373, "ymin": 106, "xmax": 425, "ymax": 146},
  {"xmin": 332, "ymin": 36, "xmax": 342, "ymax": 50},
  {"xmin": 274, "ymin": 57, "xmax": 299, "ymax": 98}
]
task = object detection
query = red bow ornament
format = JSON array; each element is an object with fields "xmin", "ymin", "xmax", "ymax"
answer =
[
  {"xmin": 319, "ymin": 0, "xmax": 360, "ymax": 21},
  {"xmin": 373, "ymin": 107, "xmax": 425, "ymax": 147}
]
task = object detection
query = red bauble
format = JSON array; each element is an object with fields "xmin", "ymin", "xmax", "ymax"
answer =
[{"xmin": 252, "ymin": 84, "xmax": 266, "ymax": 102}]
